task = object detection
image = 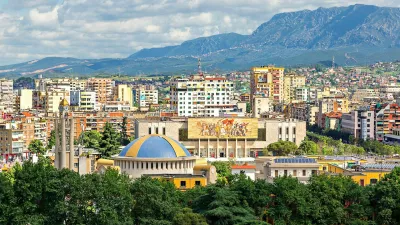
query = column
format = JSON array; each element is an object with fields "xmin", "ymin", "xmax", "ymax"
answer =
[
  {"xmin": 61, "ymin": 118, "xmax": 67, "ymax": 169},
  {"xmin": 226, "ymin": 139, "xmax": 228, "ymax": 158},
  {"xmin": 207, "ymin": 138, "xmax": 210, "ymax": 158},
  {"xmin": 235, "ymin": 138, "xmax": 238, "ymax": 159},
  {"xmin": 216, "ymin": 138, "xmax": 219, "ymax": 158},
  {"xmin": 69, "ymin": 118, "xmax": 75, "ymax": 171},
  {"xmin": 54, "ymin": 119, "xmax": 59, "ymax": 169},
  {"xmin": 244, "ymin": 138, "xmax": 247, "ymax": 158},
  {"xmin": 198, "ymin": 139, "xmax": 201, "ymax": 157}
]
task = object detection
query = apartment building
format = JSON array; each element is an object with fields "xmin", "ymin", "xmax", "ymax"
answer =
[
  {"xmin": 0, "ymin": 123, "xmax": 25, "ymax": 157},
  {"xmin": 289, "ymin": 103, "xmax": 319, "ymax": 125},
  {"xmin": 16, "ymin": 89, "xmax": 33, "ymax": 110},
  {"xmin": 250, "ymin": 66, "xmax": 284, "ymax": 103},
  {"xmin": 0, "ymin": 79, "xmax": 14, "ymax": 113},
  {"xmin": 139, "ymin": 89, "xmax": 158, "ymax": 108},
  {"xmin": 80, "ymin": 91, "xmax": 97, "ymax": 111},
  {"xmin": 317, "ymin": 96, "xmax": 349, "ymax": 127},
  {"xmin": 295, "ymin": 86, "xmax": 310, "ymax": 102},
  {"xmin": 351, "ymin": 89, "xmax": 380, "ymax": 102},
  {"xmin": 252, "ymin": 97, "xmax": 273, "ymax": 118},
  {"xmin": 283, "ymin": 73, "xmax": 306, "ymax": 103},
  {"xmin": 114, "ymin": 84, "xmax": 133, "ymax": 106},
  {"xmin": 170, "ymin": 75, "xmax": 235, "ymax": 117},
  {"xmin": 45, "ymin": 89, "xmax": 70, "ymax": 114},
  {"xmin": 375, "ymin": 103, "xmax": 400, "ymax": 141},
  {"xmin": 87, "ymin": 78, "xmax": 114, "ymax": 104},
  {"xmin": 341, "ymin": 109, "xmax": 375, "ymax": 140}
]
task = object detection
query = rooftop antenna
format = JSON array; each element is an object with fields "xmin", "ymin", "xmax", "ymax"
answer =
[{"xmin": 198, "ymin": 58, "xmax": 203, "ymax": 75}]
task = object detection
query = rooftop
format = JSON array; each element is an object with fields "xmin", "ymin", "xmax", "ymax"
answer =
[{"xmin": 274, "ymin": 158, "xmax": 317, "ymax": 164}]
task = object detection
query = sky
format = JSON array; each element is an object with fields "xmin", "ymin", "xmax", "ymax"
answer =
[{"xmin": 0, "ymin": 0, "xmax": 399, "ymax": 65}]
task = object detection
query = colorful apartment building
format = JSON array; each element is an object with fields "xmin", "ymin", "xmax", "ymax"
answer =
[
  {"xmin": 283, "ymin": 73, "xmax": 306, "ymax": 103},
  {"xmin": 375, "ymin": 103, "xmax": 400, "ymax": 141},
  {"xmin": 250, "ymin": 66, "xmax": 284, "ymax": 103}
]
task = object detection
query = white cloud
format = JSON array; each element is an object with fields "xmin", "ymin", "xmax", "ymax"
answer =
[
  {"xmin": 28, "ymin": 5, "xmax": 60, "ymax": 27},
  {"xmin": 0, "ymin": 0, "xmax": 400, "ymax": 65}
]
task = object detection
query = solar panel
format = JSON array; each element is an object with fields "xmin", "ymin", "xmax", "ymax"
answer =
[{"xmin": 274, "ymin": 158, "xmax": 317, "ymax": 163}]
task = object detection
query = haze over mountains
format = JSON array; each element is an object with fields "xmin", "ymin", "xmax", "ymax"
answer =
[{"xmin": 2, "ymin": 4, "xmax": 400, "ymax": 76}]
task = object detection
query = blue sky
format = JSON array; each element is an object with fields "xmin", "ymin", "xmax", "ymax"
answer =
[{"xmin": 0, "ymin": 0, "xmax": 399, "ymax": 65}]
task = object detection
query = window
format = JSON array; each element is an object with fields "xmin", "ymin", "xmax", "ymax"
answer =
[
  {"xmin": 360, "ymin": 179, "xmax": 365, "ymax": 186},
  {"xmin": 148, "ymin": 127, "xmax": 151, "ymax": 134},
  {"xmin": 370, "ymin": 179, "xmax": 378, "ymax": 185},
  {"xmin": 286, "ymin": 127, "xmax": 289, "ymax": 134},
  {"xmin": 302, "ymin": 170, "xmax": 306, "ymax": 176},
  {"xmin": 163, "ymin": 127, "xmax": 166, "ymax": 135},
  {"xmin": 180, "ymin": 181, "xmax": 186, "ymax": 187},
  {"xmin": 275, "ymin": 170, "xmax": 278, "ymax": 177},
  {"xmin": 312, "ymin": 170, "xmax": 317, "ymax": 175},
  {"xmin": 293, "ymin": 170, "xmax": 297, "ymax": 177},
  {"xmin": 156, "ymin": 127, "xmax": 159, "ymax": 134},
  {"xmin": 279, "ymin": 127, "xmax": 282, "ymax": 135},
  {"xmin": 284, "ymin": 170, "xmax": 288, "ymax": 176},
  {"xmin": 74, "ymin": 163, "xmax": 79, "ymax": 168},
  {"xmin": 293, "ymin": 127, "xmax": 296, "ymax": 135},
  {"xmin": 195, "ymin": 181, "xmax": 201, "ymax": 186}
]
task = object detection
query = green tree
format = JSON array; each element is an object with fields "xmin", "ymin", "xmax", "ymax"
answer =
[
  {"xmin": 172, "ymin": 208, "xmax": 208, "ymax": 225},
  {"xmin": 298, "ymin": 141, "xmax": 318, "ymax": 155},
  {"xmin": 99, "ymin": 122, "xmax": 121, "ymax": 158},
  {"xmin": 80, "ymin": 130, "xmax": 102, "ymax": 149},
  {"xmin": 192, "ymin": 186, "xmax": 256, "ymax": 225},
  {"xmin": 120, "ymin": 116, "xmax": 130, "ymax": 146},
  {"xmin": 267, "ymin": 141, "xmax": 298, "ymax": 156},
  {"xmin": 28, "ymin": 139, "xmax": 46, "ymax": 155},
  {"xmin": 371, "ymin": 167, "xmax": 400, "ymax": 225},
  {"xmin": 211, "ymin": 161, "xmax": 232, "ymax": 184},
  {"xmin": 47, "ymin": 130, "xmax": 56, "ymax": 150},
  {"xmin": 131, "ymin": 176, "xmax": 182, "ymax": 225},
  {"xmin": 0, "ymin": 172, "xmax": 15, "ymax": 224},
  {"xmin": 246, "ymin": 102, "xmax": 251, "ymax": 113},
  {"xmin": 267, "ymin": 176, "xmax": 313, "ymax": 224}
]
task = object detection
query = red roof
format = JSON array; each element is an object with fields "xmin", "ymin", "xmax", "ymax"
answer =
[
  {"xmin": 21, "ymin": 112, "xmax": 33, "ymax": 117},
  {"xmin": 231, "ymin": 165, "xmax": 256, "ymax": 170}
]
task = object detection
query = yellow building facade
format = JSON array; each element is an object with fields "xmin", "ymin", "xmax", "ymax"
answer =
[
  {"xmin": 250, "ymin": 66, "xmax": 284, "ymax": 103},
  {"xmin": 283, "ymin": 74, "xmax": 306, "ymax": 103},
  {"xmin": 116, "ymin": 84, "xmax": 133, "ymax": 106},
  {"xmin": 327, "ymin": 164, "xmax": 389, "ymax": 186}
]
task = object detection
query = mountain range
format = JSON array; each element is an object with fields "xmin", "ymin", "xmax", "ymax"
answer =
[{"xmin": 2, "ymin": 4, "xmax": 400, "ymax": 77}]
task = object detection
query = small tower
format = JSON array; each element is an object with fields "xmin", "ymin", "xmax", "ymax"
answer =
[{"xmin": 54, "ymin": 98, "xmax": 75, "ymax": 170}]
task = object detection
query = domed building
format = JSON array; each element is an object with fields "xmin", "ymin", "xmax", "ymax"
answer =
[{"xmin": 113, "ymin": 135, "xmax": 216, "ymax": 189}]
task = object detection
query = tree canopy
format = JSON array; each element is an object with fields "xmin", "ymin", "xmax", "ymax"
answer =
[
  {"xmin": 99, "ymin": 122, "xmax": 121, "ymax": 158},
  {"xmin": 2, "ymin": 159, "xmax": 400, "ymax": 224},
  {"xmin": 28, "ymin": 139, "xmax": 46, "ymax": 155},
  {"xmin": 267, "ymin": 141, "xmax": 298, "ymax": 156}
]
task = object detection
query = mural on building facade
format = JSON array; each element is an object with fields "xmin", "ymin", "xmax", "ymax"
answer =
[{"xmin": 188, "ymin": 118, "xmax": 258, "ymax": 139}]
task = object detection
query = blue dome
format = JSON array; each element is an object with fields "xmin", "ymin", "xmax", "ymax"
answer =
[{"xmin": 119, "ymin": 135, "xmax": 191, "ymax": 158}]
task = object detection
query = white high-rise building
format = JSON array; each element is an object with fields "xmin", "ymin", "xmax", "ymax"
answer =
[
  {"xmin": 80, "ymin": 91, "xmax": 97, "ymax": 111},
  {"xmin": 0, "ymin": 79, "xmax": 14, "ymax": 113},
  {"xmin": 170, "ymin": 75, "xmax": 235, "ymax": 117}
]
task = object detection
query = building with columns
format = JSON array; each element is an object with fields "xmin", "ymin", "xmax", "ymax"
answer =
[{"xmin": 135, "ymin": 117, "xmax": 306, "ymax": 161}]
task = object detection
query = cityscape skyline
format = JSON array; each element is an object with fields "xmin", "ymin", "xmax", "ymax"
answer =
[{"xmin": 0, "ymin": 1, "xmax": 399, "ymax": 65}]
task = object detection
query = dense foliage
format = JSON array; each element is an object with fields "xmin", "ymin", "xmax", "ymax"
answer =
[
  {"xmin": 308, "ymin": 123, "xmax": 400, "ymax": 155},
  {"xmin": 3, "ymin": 160, "xmax": 400, "ymax": 224}
]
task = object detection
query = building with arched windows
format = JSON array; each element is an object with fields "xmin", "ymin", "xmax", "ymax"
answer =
[{"xmin": 112, "ymin": 134, "xmax": 216, "ymax": 189}]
